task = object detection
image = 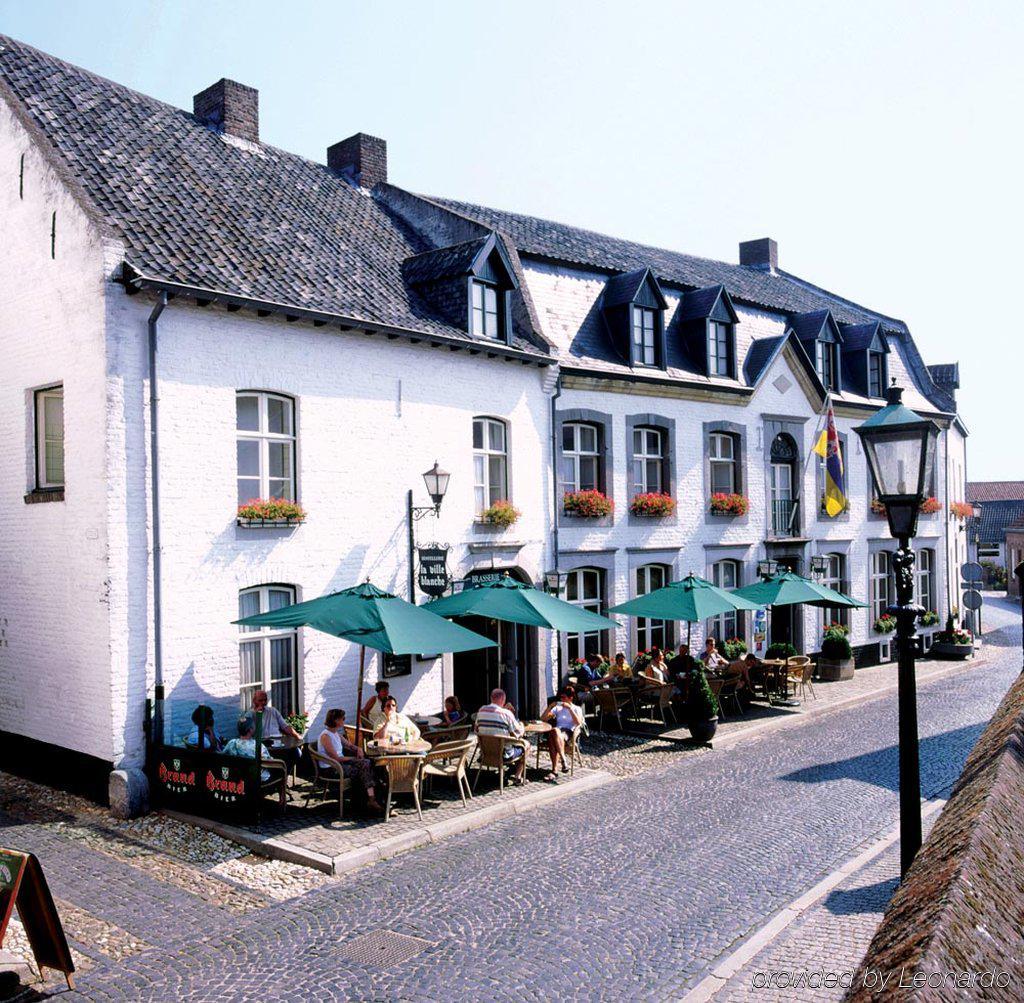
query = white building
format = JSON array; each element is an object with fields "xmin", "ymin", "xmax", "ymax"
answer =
[{"xmin": 0, "ymin": 37, "xmax": 969, "ymax": 810}]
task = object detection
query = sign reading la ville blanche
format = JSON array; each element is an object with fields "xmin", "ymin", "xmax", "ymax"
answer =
[{"xmin": 417, "ymin": 546, "xmax": 450, "ymax": 596}]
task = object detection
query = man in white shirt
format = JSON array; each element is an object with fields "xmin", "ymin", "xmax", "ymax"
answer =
[{"xmin": 475, "ymin": 688, "xmax": 528, "ymax": 784}]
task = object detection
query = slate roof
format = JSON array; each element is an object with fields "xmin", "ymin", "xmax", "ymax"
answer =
[
  {"xmin": 976, "ymin": 500, "xmax": 1024, "ymax": 544},
  {"xmin": 602, "ymin": 268, "xmax": 664, "ymax": 309},
  {"xmin": 928, "ymin": 363, "xmax": 960, "ymax": 388},
  {"xmin": 967, "ymin": 481, "xmax": 1024, "ymax": 502},
  {"xmin": 429, "ymin": 196, "xmax": 912, "ymax": 334},
  {"xmin": 0, "ymin": 35, "xmax": 547, "ymax": 357},
  {"xmin": 676, "ymin": 285, "xmax": 727, "ymax": 322},
  {"xmin": 840, "ymin": 322, "xmax": 885, "ymax": 352},
  {"xmin": 402, "ymin": 236, "xmax": 490, "ymax": 285}
]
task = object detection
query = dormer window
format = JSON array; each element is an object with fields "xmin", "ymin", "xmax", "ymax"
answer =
[
  {"xmin": 791, "ymin": 309, "xmax": 843, "ymax": 393},
  {"xmin": 868, "ymin": 350, "xmax": 886, "ymax": 398},
  {"xmin": 815, "ymin": 339, "xmax": 838, "ymax": 390},
  {"xmin": 471, "ymin": 280, "xmax": 501, "ymax": 339},
  {"xmin": 632, "ymin": 307, "xmax": 658, "ymax": 367},
  {"xmin": 601, "ymin": 268, "xmax": 668, "ymax": 370},
  {"xmin": 708, "ymin": 321, "xmax": 732, "ymax": 377}
]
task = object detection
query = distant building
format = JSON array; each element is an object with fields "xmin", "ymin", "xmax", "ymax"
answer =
[{"xmin": 966, "ymin": 481, "xmax": 1024, "ymax": 587}]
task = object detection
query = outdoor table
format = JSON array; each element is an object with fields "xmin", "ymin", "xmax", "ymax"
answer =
[
  {"xmin": 365, "ymin": 739, "xmax": 431, "ymax": 758},
  {"xmin": 760, "ymin": 661, "xmax": 794, "ymax": 704},
  {"xmin": 263, "ymin": 733, "xmax": 304, "ymax": 751},
  {"xmin": 523, "ymin": 720, "xmax": 552, "ymax": 735},
  {"xmin": 410, "ymin": 715, "xmax": 442, "ymax": 728},
  {"xmin": 263, "ymin": 733, "xmax": 304, "ymax": 792}
]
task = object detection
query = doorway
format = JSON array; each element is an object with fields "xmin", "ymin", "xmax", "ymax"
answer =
[{"xmin": 770, "ymin": 554, "xmax": 803, "ymax": 652}]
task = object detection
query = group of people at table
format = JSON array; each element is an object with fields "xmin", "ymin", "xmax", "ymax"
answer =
[{"xmin": 183, "ymin": 636, "xmax": 779, "ymax": 816}]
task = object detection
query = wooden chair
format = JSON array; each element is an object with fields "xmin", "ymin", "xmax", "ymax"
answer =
[
  {"xmin": 787, "ymin": 657, "xmax": 812, "ymax": 699},
  {"xmin": 421, "ymin": 740, "xmax": 474, "ymax": 807},
  {"xmin": 793, "ymin": 659, "xmax": 816, "ymax": 701},
  {"xmin": 719, "ymin": 672, "xmax": 746, "ymax": 718},
  {"xmin": 257, "ymin": 756, "xmax": 288, "ymax": 807},
  {"xmin": 594, "ymin": 688, "xmax": 630, "ymax": 731},
  {"xmin": 343, "ymin": 724, "xmax": 368, "ymax": 750},
  {"xmin": 534, "ymin": 724, "xmax": 583, "ymax": 775},
  {"xmin": 472, "ymin": 734, "xmax": 528, "ymax": 792},
  {"xmin": 424, "ymin": 724, "xmax": 471, "ymax": 747},
  {"xmin": 656, "ymin": 683, "xmax": 677, "ymax": 726},
  {"xmin": 382, "ymin": 755, "xmax": 425, "ymax": 821},
  {"xmin": 304, "ymin": 743, "xmax": 352, "ymax": 819}
]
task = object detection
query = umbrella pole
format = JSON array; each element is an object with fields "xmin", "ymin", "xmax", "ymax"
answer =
[
  {"xmin": 354, "ymin": 644, "xmax": 367, "ymax": 746},
  {"xmin": 687, "ymin": 621, "xmax": 692, "ymax": 647}
]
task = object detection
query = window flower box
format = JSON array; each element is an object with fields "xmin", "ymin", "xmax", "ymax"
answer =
[
  {"xmin": 870, "ymin": 498, "xmax": 887, "ymax": 516},
  {"xmin": 237, "ymin": 498, "xmax": 307, "ymax": 527},
  {"xmin": 630, "ymin": 492, "xmax": 676, "ymax": 518},
  {"xmin": 920, "ymin": 610, "xmax": 940, "ymax": 627},
  {"xmin": 872, "ymin": 613, "xmax": 897, "ymax": 634},
  {"xmin": 950, "ymin": 501, "xmax": 974, "ymax": 521},
  {"xmin": 709, "ymin": 493, "xmax": 749, "ymax": 516},
  {"xmin": 480, "ymin": 499, "xmax": 520, "ymax": 529},
  {"xmin": 563, "ymin": 490, "xmax": 614, "ymax": 518},
  {"xmin": 920, "ymin": 496, "xmax": 942, "ymax": 515}
]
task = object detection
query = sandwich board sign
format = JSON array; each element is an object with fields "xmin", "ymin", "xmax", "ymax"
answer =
[{"xmin": 0, "ymin": 848, "xmax": 75, "ymax": 989}]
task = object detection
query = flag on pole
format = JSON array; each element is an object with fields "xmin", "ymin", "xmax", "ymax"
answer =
[{"xmin": 813, "ymin": 403, "xmax": 846, "ymax": 517}]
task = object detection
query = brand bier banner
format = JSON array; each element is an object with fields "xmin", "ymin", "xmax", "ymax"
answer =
[{"xmin": 417, "ymin": 546, "xmax": 450, "ymax": 596}]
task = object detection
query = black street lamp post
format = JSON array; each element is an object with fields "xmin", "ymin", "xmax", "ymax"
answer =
[
  {"xmin": 407, "ymin": 461, "xmax": 451, "ymax": 601},
  {"xmin": 855, "ymin": 384, "xmax": 939, "ymax": 879}
]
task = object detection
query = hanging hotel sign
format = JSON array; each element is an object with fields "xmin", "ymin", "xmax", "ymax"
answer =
[
  {"xmin": 417, "ymin": 546, "xmax": 451, "ymax": 597},
  {"xmin": 0, "ymin": 848, "xmax": 75, "ymax": 989}
]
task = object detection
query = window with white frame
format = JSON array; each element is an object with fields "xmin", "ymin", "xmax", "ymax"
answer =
[
  {"xmin": 633, "ymin": 427, "xmax": 664, "ymax": 494},
  {"xmin": 709, "ymin": 432, "xmax": 737, "ymax": 495},
  {"xmin": 916, "ymin": 548, "xmax": 935, "ymax": 614},
  {"xmin": 707, "ymin": 560, "xmax": 741, "ymax": 642},
  {"xmin": 34, "ymin": 385, "xmax": 64, "ymax": 488},
  {"xmin": 562, "ymin": 422, "xmax": 600, "ymax": 494},
  {"xmin": 820, "ymin": 552, "xmax": 849, "ymax": 630},
  {"xmin": 471, "ymin": 280, "xmax": 500, "ymax": 339},
  {"xmin": 868, "ymin": 351, "xmax": 886, "ymax": 398},
  {"xmin": 236, "ymin": 392, "xmax": 296, "ymax": 506},
  {"xmin": 815, "ymin": 339, "xmax": 838, "ymax": 391},
  {"xmin": 635, "ymin": 564, "xmax": 669, "ymax": 652},
  {"xmin": 708, "ymin": 321, "xmax": 731, "ymax": 377},
  {"xmin": 565, "ymin": 568, "xmax": 605, "ymax": 662},
  {"xmin": 870, "ymin": 551, "xmax": 892, "ymax": 624},
  {"xmin": 473, "ymin": 417, "xmax": 508, "ymax": 515},
  {"xmin": 238, "ymin": 585, "xmax": 299, "ymax": 715},
  {"xmin": 632, "ymin": 306, "xmax": 657, "ymax": 366}
]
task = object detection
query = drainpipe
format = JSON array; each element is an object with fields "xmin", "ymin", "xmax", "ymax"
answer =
[
  {"xmin": 148, "ymin": 293, "xmax": 169, "ymax": 722},
  {"xmin": 549, "ymin": 372, "xmax": 563, "ymax": 683}
]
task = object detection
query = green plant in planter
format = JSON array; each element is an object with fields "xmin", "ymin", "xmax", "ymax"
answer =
[
  {"xmin": 722, "ymin": 637, "xmax": 747, "ymax": 660},
  {"xmin": 685, "ymin": 665, "xmax": 719, "ymax": 721},
  {"xmin": 873, "ymin": 613, "xmax": 897, "ymax": 634},
  {"xmin": 237, "ymin": 498, "xmax": 307, "ymax": 523},
  {"xmin": 820, "ymin": 632, "xmax": 852, "ymax": 660},
  {"xmin": 765, "ymin": 641, "xmax": 797, "ymax": 660},
  {"xmin": 285, "ymin": 711, "xmax": 308, "ymax": 734},
  {"xmin": 562, "ymin": 490, "xmax": 614, "ymax": 518},
  {"xmin": 919, "ymin": 610, "xmax": 939, "ymax": 627},
  {"xmin": 480, "ymin": 500, "xmax": 520, "ymax": 528}
]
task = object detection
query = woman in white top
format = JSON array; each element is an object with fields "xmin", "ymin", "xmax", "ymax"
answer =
[
  {"xmin": 372, "ymin": 696, "xmax": 422, "ymax": 745},
  {"xmin": 318, "ymin": 708, "xmax": 382, "ymax": 813},
  {"xmin": 643, "ymin": 647, "xmax": 669, "ymax": 684},
  {"xmin": 540, "ymin": 687, "xmax": 585, "ymax": 781}
]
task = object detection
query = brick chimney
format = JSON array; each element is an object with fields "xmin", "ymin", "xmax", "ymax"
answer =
[
  {"xmin": 193, "ymin": 79, "xmax": 259, "ymax": 144},
  {"xmin": 328, "ymin": 133, "xmax": 387, "ymax": 188},
  {"xmin": 739, "ymin": 237, "xmax": 778, "ymax": 273}
]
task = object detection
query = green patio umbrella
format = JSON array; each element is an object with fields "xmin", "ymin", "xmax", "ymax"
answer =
[
  {"xmin": 423, "ymin": 575, "xmax": 618, "ymax": 708},
  {"xmin": 235, "ymin": 581, "xmax": 496, "ymax": 742},
  {"xmin": 731, "ymin": 570, "xmax": 867, "ymax": 609},
  {"xmin": 608, "ymin": 572, "xmax": 762, "ymax": 645}
]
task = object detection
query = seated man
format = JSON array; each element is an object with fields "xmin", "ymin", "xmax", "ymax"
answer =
[
  {"xmin": 667, "ymin": 644, "xmax": 696, "ymax": 684},
  {"xmin": 318, "ymin": 708, "xmax": 383, "ymax": 814},
  {"xmin": 702, "ymin": 637, "xmax": 729, "ymax": 673},
  {"xmin": 576, "ymin": 653, "xmax": 613, "ymax": 689},
  {"xmin": 186, "ymin": 704, "xmax": 221, "ymax": 750},
  {"xmin": 361, "ymin": 680, "xmax": 390, "ymax": 730},
  {"xmin": 540, "ymin": 687, "xmax": 584, "ymax": 781},
  {"xmin": 475, "ymin": 688, "xmax": 528, "ymax": 785},
  {"xmin": 251, "ymin": 690, "xmax": 301, "ymax": 741}
]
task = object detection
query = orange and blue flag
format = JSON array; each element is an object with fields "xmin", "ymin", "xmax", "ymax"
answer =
[{"xmin": 813, "ymin": 404, "xmax": 846, "ymax": 517}]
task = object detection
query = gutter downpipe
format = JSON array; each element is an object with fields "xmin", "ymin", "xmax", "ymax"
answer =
[
  {"xmin": 550, "ymin": 372, "xmax": 563, "ymax": 684},
  {"xmin": 148, "ymin": 293, "xmax": 169, "ymax": 740}
]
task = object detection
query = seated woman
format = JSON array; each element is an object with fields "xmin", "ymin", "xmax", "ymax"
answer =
[
  {"xmin": 186, "ymin": 705, "xmax": 221, "ymax": 751},
  {"xmin": 642, "ymin": 647, "xmax": 669, "ymax": 684},
  {"xmin": 318, "ymin": 708, "xmax": 383, "ymax": 814},
  {"xmin": 540, "ymin": 687, "xmax": 585, "ymax": 781},
  {"xmin": 223, "ymin": 714, "xmax": 272, "ymax": 781},
  {"xmin": 440, "ymin": 695, "xmax": 463, "ymax": 726},
  {"xmin": 373, "ymin": 696, "xmax": 422, "ymax": 744},
  {"xmin": 609, "ymin": 652, "xmax": 633, "ymax": 681}
]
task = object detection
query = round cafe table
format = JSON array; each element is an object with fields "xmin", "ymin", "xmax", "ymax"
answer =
[
  {"xmin": 410, "ymin": 715, "xmax": 442, "ymax": 728},
  {"xmin": 365, "ymin": 738, "xmax": 431, "ymax": 758},
  {"xmin": 523, "ymin": 720, "xmax": 552, "ymax": 734}
]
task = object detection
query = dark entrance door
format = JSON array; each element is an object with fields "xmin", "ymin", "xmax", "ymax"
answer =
[
  {"xmin": 770, "ymin": 554, "xmax": 803, "ymax": 652},
  {"xmin": 452, "ymin": 615, "xmax": 501, "ymax": 714}
]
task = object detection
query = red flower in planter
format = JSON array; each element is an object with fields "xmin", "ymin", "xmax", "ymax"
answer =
[
  {"xmin": 949, "ymin": 501, "xmax": 974, "ymax": 520},
  {"xmin": 480, "ymin": 499, "xmax": 520, "ymax": 528},
  {"xmin": 920, "ymin": 496, "xmax": 942, "ymax": 515},
  {"xmin": 237, "ymin": 498, "xmax": 307, "ymax": 523},
  {"xmin": 563, "ymin": 490, "xmax": 614, "ymax": 518},
  {"xmin": 630, "ymin": 492, "xmax": 676, "ymax": 517},
  {"xmin": 709, "ymin": 493, "xmax": 749, "ymax": 516}
]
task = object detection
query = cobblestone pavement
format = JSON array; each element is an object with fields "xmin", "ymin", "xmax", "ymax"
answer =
[{"xmin": 15, "ymin": 597, "xmax": 1023, "ymax": 1001}]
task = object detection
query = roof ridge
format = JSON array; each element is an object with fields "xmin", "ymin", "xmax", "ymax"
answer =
[{"xmin": 776, "ymin": 268, "xmax": 907, "ymax": 330}]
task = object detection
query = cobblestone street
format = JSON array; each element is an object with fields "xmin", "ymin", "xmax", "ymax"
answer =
[{"xmin": 4, "ymin": 598, "xmax": 1019, "ymax": 1002}]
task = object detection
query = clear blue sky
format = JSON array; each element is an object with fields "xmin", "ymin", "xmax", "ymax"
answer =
[{"xmin": 3, "ymin": 1, "xmax": 1021, "ymax": 479}]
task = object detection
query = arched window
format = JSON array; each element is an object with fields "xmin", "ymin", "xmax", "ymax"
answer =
[
  {"xmin": 635, "ymin": 564, "xmax": 670, "ymax": 652},
  {"xmin": 870, "ymin": 552, "xmax": 892, "ymax": 624},
  {"xmin": 236, "ymin": 392, "xmax": 296, "ymax": 505},
  {"xmin": 707, "ymin": 560, "xmax": 741, "ymax": 642},
  {"xmin": 565, "ymin": 568, "xmax": 605, "ymax": 662},
  {"xmin": 562, "ymin": 422, "xmax": 600, "ymax": 494},
  {"xmin": 238, "ymin": 584, "xmax": 299, "ymax": 714},
  {"xmin": 633, "ymin": 427, "xmax": 664, "ymax": 494},
  {"xmin": 473, "ymin": 417, "xmax": 508, "ymax": 515},
  {"xmin": 769, "ymin": 433, "xmax": 799, "ymax": 536},
  {"xmin": 819, "ymin": 553, "xmax": 849, "ymax": 630}
]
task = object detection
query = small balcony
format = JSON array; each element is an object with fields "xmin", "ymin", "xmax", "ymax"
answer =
[{"xmin": 770, "ymin": 498, "xmax": 799, "ymax": 537}]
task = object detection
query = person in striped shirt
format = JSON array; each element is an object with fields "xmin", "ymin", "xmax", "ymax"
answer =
[{"xmin": 474, "ymin": 688, "xmax": 528, "ymax": 785}]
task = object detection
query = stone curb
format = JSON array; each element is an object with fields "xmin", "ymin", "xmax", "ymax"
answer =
[
  {"xmin": 679, "ymin": 797, "xmax": 949, "ymax": 1002},
  {"xmin": 168, "ymin": 769, "xmax": 615, "ymax": 875}
]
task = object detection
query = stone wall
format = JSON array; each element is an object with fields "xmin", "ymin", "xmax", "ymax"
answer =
[{"xmin": 847, "ymin": 672, "xmax": 1024, "ymax": 1000}]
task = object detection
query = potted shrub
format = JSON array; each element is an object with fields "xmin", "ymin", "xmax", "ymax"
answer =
[
  {"xmin": 872, "ymin": 613, "xmax": 897, "ymax": 634},
  {"xmin": 709, "ymin": 493, "xmax": 749, "ymax": 516},
  {"xmin": 630, "ymin": 492, "xmax": 676, "ymax": 518},
  {"xmin": 237, "ymin": 498, "xmax": 307, "ymax": 527},
  {"xmin": 818, "ymin": 626, "xmax": 854, "ymax": 681},
  {"xmin": 765, "ymin": 641, "xmax": 797, "ymax": 661},
  {"xmin": 563, "ymin": 489, "xmax": 614, "ymax": 518},
  {"xmin": 684, "ymin": 664, "xmax": 719, "ymax": 744},
  {"xmin": 722, "ymin": 637, "xmax": 747, "ymax": 661},
  {"xmin": 920, "ymin": 496, "xmax": 942, "ymax": 515},
  {"xmin": 480, "ymin": 499, "xmax": 520, "ymax": 528},
  {"xmin": 931, "ymin": 613, "xmax": 974, "ymax": 660}
]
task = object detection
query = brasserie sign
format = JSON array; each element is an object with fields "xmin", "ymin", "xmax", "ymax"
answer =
[{"xmin": 417, "ymin": 546, "xmax": 450, "ymax": 596}]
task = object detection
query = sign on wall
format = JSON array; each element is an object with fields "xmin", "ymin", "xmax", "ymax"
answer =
[
  {"xmin": 752, "ymin": 607, "xmax": 769, "ymax": 656},
  {"xmin": 382, "ymin": 653, "xmax": 413, "ymax": 678},
  {"xmin": 417, "ymin": 547, "xmax": 450, "ymax": 597}
]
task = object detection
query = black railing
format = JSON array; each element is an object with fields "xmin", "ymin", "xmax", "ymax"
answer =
[{"xmin": 770, "ymin": 498, "xmax": 798, "ymax": 537}]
